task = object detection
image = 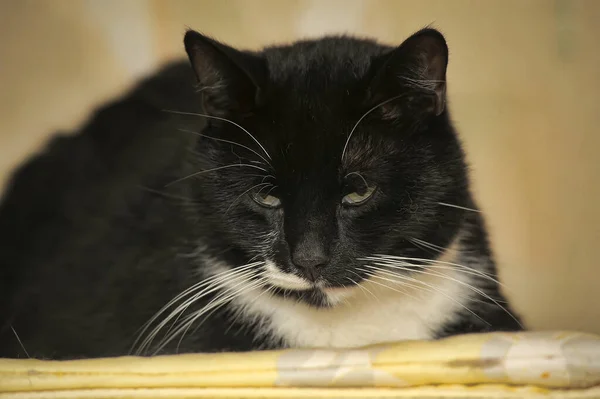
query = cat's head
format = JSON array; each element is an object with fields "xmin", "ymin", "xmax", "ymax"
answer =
[{"xmin": 182, "ymin": 29, "xmax": 471, "ymax": 307}]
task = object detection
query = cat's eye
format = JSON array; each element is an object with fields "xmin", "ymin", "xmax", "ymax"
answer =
[
  {"xmin": 342, "ymin": 186, "xmax": 376, "ymax": 206},
  {"xmin": 251, "ymin": 192, "xmax": 282, "ymax": 208}
]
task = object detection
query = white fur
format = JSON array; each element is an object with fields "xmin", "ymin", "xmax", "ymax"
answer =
[
  {"xmin": 263, "ymin": 261, "xmax": 312, "ymax": 291},
  {"xmin": 211, "ymin": 253, "xmax": 474, "ymax": 349}
]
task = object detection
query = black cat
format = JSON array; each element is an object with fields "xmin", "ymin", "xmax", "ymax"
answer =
[{"xmin": 0, "ymin": 28, "xmax": 522, "ymax": 359}]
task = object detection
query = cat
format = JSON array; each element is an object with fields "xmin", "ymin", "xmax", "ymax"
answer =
[{"xmin": 0, "ymin": 28, "xmax": 522, "ymax": 359}]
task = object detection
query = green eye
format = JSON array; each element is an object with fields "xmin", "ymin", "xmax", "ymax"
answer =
[
  {"xmin": 342, "ymin": 186, "xmax": 376, "ymax": 206},
  {"xmin": 252, "ymin": 192, "xmax": 281, "ymax": 208}
]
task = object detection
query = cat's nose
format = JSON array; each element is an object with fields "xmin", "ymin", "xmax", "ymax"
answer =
[{"xmin": 292, "ymin": 252, "xmax": 329, "ymax": 281}]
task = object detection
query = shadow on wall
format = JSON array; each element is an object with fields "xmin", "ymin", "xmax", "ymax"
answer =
[{"xmin": 0, "ymin": 0, "xmax": 599, "ymax": 333}]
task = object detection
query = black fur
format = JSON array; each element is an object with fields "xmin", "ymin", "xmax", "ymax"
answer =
[{"xmin": 0, "ymin": 29, "xmax": 521, "ymax": 359}]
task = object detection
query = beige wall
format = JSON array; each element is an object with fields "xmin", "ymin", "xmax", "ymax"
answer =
[{"xmin": 1, "ymin": 0, "xmax": 599, "ymax": 333}]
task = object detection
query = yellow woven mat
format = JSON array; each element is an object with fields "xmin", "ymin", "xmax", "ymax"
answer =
[{"xmin": 1, "ymin": 331, "xmax": 599, "ymax": 398}]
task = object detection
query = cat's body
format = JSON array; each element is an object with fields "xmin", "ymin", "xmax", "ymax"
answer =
[{"xmin": 0, "ymin": 30, "xmax": 521, "ymax": 359}]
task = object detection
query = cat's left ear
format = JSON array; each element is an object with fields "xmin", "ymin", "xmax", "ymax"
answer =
[
  {"xmin": 368, "ymin": 28, "xmax": 448, "ymax": 119},
  {"xmin": 184, "ymin": 30, "xmax": 267, "ymax": 117}
]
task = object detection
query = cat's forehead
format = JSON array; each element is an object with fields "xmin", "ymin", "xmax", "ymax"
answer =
[
  {"xmin": 246, "ymin": 38, "xmax": 396, "ymax": 176},
  {"xmin": 253, "ymin": 106, "xmax": 386, "ymax": 182},
  {"xmin": 263, "ymin": 36, "xmax": 389, "ymax": 86}
]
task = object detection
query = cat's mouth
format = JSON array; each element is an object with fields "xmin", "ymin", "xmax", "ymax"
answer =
[
  {"xmin": 263, "ymin": 261, "xmax": 355, "ymax": 306},
  {"xmin": 263, "ymin": 261, "xmax": 313, "ymax": 291}
]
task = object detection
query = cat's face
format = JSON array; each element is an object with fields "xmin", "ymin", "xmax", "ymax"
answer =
[{"xmin": 184, "ymin": 30, "xmax": 470, "ymax": 307}]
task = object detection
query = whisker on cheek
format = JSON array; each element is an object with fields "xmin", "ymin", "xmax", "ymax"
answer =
[
  {"xmin": 437, "ymin": 202, "xmax": 481, "ymax": 213},
  {"xmin": 172, "ymin": 276, "xmax": 269, "ymax": 354},
  {"xmin": 347, "ymin": 270, "xmax": 380, "ymax": 303},
  {"xmin": 361, "ymin": 265, "xmax": 490, "ymax": 326},
  {"xmin": 359, "ymin": 272, "xmax": 422, "ymax": 303},
  {"xmin": 160, "ymin": 276, "xmax": 269, "ymax": 356},
  {"xmin": 363, "ymin": 254, "xmax": 501, "ymax": 285},
  {"xmin": 132, "ymin": 262, "xmax": 264, "ymax": 355}
]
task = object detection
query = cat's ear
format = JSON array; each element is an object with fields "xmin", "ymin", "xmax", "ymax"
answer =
[
  {"xmin": 184, "ymin": 30, "xmax": 267, "ymax": 117},
  {"xmin": 368, "ymin": 28, "xmax": 448, "ymax": 120}
]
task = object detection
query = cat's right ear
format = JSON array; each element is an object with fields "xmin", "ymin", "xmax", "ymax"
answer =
[
  {"xmin": 184, "ymin": 30, "xmax": 267, "ymax": 117},
  {"xmin": 367, "ymin": 28, "xmax": 448, "ymax": 121}
]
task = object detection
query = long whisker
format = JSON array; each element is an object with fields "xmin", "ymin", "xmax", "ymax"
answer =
[
  {"xmin": 408, "ymin": 237, "xmax": 447, "ymax": 254},
  {"xmin": 170, "ymin": 271, "xmax": 256, "ymax": 346},
  {"xmin": 140, "ymin": 269, "xmax": 258, "ymax": 355},
  {"xmin": 359, "ymin": 265, "xmax": 496, "ymax": 306},
  {"xmin": 369, "ymin": 259, "xmax": 500, "ymax": 287},
  {"xmin": 165, "ymin": 163, "xmax": 269, "ymax": 187},
  {"xmin": 177, "ymin": 128, "xmax": 272, "ymax": 168},
  {"xmin": 224, "ymin": 282, "xmax": 275, "ymax": 335},
  {"xmin": 156, "ymin": 276, "xmax": 268, "ymax": 355},
  {"xmin": 355, "ymin": 269, "xmax": 421, "ymax": 302},
  {"xmin": 164, "ymin": 110, "xmax": 271, "ymax": 160},
  {"xmin": 132, "ymin": 263, "xmax": 260, "ymax": 355},
  {"xmin": 159, "ymin": 268, "xmax": 259, "ymax": 344},
  {"xmin": 437, "ymin": 202, "xmax": 481, "ymax": 213},
  {"xmin": 366, "ymin": 260, "xmax": 507, "ymax": 304},
  {"xmin": 137, "ymin": 185, "xmax": 200, "ymax": 204},
  {"xmin": 10, "ymin": 325, "xmax": 30, "ymax": 359},
  {"xmin": 365, "ymin": 261, "xmax": 521, "ymax": 328},
  {"xmin": 174, "ymin": 276, "xmax": 268, "ymax": 353},
  {"xmin": 363, "ymin": 255, "xmax": 501, "ymax": 285},
  {"xmin": 357, "ymin": 267, "xmax": 424, "ymax": 293},
  {"xmin": 346, "ymin": 273, "xmax": 379, "ymax": 303},
  {"xmin": 362, "ymin": 265, "xmax": 491, "ymax": 326},
  {"xmin": 408, "ymin": 238, "xmax": 444, "ymax": 256},
  {"xmin": 409, "ymin": 266, "xmax": 521, "ymax": 327},
  {"xmin": 150, "ymin": 275, "xmax": 262, "ymax": 356},
  {"xmin": 134, "ymin": 263, "xmax": 258, "ymax": 340},
  {"xmin": 341, "ymin": 94, "xmax": 407, "ymax": 161}
]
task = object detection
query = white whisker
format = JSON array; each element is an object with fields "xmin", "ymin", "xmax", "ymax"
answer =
[
  {"xmin": 346, "ymin": 273, "xmax": 379, "ymax": 303},
  {"xmin": 362, "ymin": 265, "xmax": 491, "ymax": 326},
  {"xmin": 138, "ymin": 186, "xmax": 199, "ymax": 204},
  {"xmin": 370, "ymin": 259, "xmax": 500, "ymax": 287},
  {"xmin": 133, "ymin": 262, "xmax": 258, "ymax": 344},
  {"xmin": 364, "ymin": 255, "xmax": 501, "ymax": 285},
  {"xmin": 364, "ymin": 260, "xmax": 521, "ymax": 328},
  {"xmin": 341, "ymin": 94, "xmax": 407, "ymax": 161},
  {"xmin": 165, "ymin": 163, "xmax": 269, "ymax": 187},
  {"xmin": 177, "ymin": 128, "xmax": 272, "ymax": 167},
  {"xmin": 164, "ymin": 110, "xmax": 271, "ymax": 160},
  {"xmin": 174, "ymin": 276, "xmax": 269, "ymax": 353},
  {"xmin": 409, "ymin": 237, "xmax": 447, "ymax": 254},
  {"xmin": 159, "ymin": 268, "xmax": 258, "ymax": 343},
  {"xmin": 357, "ymin": 267, "xmax": 423, "ymax": 293},
  {"xmin": 10, "ymin": 325, "xmax": 30, "ymax": 358},
  {"xmin": 359, "ymin": 265, "xmax": 494, "ymax": 306},
  {"xmin": 132, "ymin": 262, "xmax": 261, "ymax": 355},
  {"xmin": 437, "ymin": 202, "xmax": 481, "ymax": 213},
  {"xmin": 156, "ymin": 276, "xmax": 268, "ymax": 355},
  {"xmin": 356, "ymin": 269, "xmax": 421, "ymax": 303},
  {"xmin": 224, "ymin": 282, "xmax": 275, "ymax": 335}
]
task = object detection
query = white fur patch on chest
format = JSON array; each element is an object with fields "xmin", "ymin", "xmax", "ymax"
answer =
[{"xmin": 226, "ymin": 266, "xmax": 473, "ymax": 349}]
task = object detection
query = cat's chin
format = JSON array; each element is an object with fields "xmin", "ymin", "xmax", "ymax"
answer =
[{"xmin": 265, "ymin": 285, "xmax": 350, "ymax": 308}]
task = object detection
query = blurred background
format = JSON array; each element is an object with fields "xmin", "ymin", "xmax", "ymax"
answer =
[{"xmin": 1, "ymin": 0, "xmax": 599, "ymax": 333}]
